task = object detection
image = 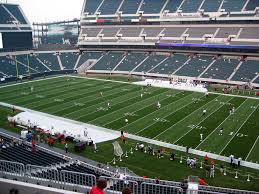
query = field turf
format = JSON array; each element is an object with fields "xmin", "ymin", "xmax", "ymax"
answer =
[{"xmin": 0, "ymin": 75, "xmax": 259, "ymax": 163}]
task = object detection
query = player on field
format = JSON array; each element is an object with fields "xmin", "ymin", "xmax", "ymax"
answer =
[
  {"xmin": 100, "ymin": 92, "xmax": 103, "ymax": 97},
  {"xmin": 157, "ymin": 101, "xmax": 161, "ymax": 109},
  {"xmin": 219, "ymin": 127, "xmax": 223, "ymax": 135},
  {"xmin": 200, "ymin": 133, "xmax": 203, "ymax": 142},
  {"xmin": 140, "ymin": 93, "xmax": 143, "ymax": 98},
  {"xmin": 30, "ymin": 86, "xmax": 34, "ymax": 93},
  {"xmin": 202, "ymin": 109, "xmax": 206, "ymax": 116},
  {"xmin": 125, "ymin": 118, "xmax": 128, "ymax": 125},
  {"xmin": 107, "ymin": 102, "xmax": 111, "ymax": 109}
]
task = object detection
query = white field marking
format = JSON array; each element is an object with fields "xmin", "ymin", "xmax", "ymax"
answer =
[
  {"xmin": 93, "ymin": 90, "xmax": 182, "ymax": 125},
  {"xmin": 73, "ymin": 87, "xmax": 167, "ymax": 121},
  {"xmin": 0, "ymin": 77, "xmax": 86, "ymax": 101},
  {"xmin": 219, "ymin": 104, "xmax": 259, "ymax": 155},
  {"xmin": 209, "ymin": 91, "xmax": 259, "ymax": 100},
  {"xmin": 66, "ymin": 87, "xmax": 160, "ymax": 119},
  {"xmin": 195, "ymin": 99, "xmax": 248, "ymax": 149},
  {"xmin": 21, "ymin": 79, "xmax": 105, "ymax": 107},
  {"xmin": 70, "ymin": 75, "xmax": 259, "ymax": 100},
  {"xmin": 173, "ymin": 96, "xmax": 234, "ymax": 144},
  {"xmin": 245, "ymin": 135, "xmax": 259, "ymax": 161},
  {"xmin": 134, "ymin": 93, "xmax": 204, "ymax": 136},
  {"xmin": 0, "ymin": 76, "xmax": 63, "ymax": 89},
  {"xmin": 152, "ymin": 95, "xmax": 220, "ymax": 139},
  {"xmin": 49, "ymin": 84, "xmax": 134, "ymax": 114},
  {"xmin": 62, "ymin": 86, "xmax": 146, "ymax": 118},
  {"xmin": 116, "ymin": 92, "xmax": 196, "ymax": 131}
]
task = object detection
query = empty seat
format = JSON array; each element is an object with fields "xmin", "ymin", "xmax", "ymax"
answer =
[
  {"xmin": 59, "ymin": 52, "xmax": 79, "ymax": 70},
  {"xmin": 163, "ymin": 0, "xmax": 183, "ymax": 13},
  {"xmin": 221, "ymin": 0, "xmax": 246, "ymax": 12},
  {"xmin": 119, "ymin": 0, "xmax": 142, "ymax": 14},
  {"xmin": 180, "ymin": 0, "xmax": 203, "ymax": 13},
  {"xmin": 83, "ymin": 0, "xmax": 102, "ymax": 15},
  {"xmin": 245, "ymin": 0, "xmax": 259, "ymax": 11},
  {"xmin": 201, "ymin": 0, "xmax": 222, "ymax": 12},
  {"xmin": 97, "ymin": 0, "xmax": 121, "ymax": 15},
  {"xmin": 231, "ymin": 60, "xmax": 259, "ymax": 82},
  {"xmin": 140, "ymin": 0, "xmax": 167, "ymax": 13}
]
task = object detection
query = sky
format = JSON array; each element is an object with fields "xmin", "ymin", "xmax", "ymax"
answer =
[{"xmin": 2, "ymin": 0, "xmax": 84, "ymax": 23}]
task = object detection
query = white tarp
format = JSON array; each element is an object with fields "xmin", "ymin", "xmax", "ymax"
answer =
[
  {"xmin": 12, "ymin": 111, "xmax": 120, "ymax": 143},
  {"xmin": 134, "ymin": 79, "xmax": 208, "ymax": 93}
]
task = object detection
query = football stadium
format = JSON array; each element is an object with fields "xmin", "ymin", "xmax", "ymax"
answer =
[{"xmin": 0, "ymin": 0, "xmax": 259, "ymax": 193}]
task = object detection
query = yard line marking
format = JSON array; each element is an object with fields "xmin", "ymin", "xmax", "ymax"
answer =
[
  {"xmin": 74, "ymin": 88, "xmax": 167, "ymax": 121},
  {"xmin": 219, "ymin": 104, "xmax": 259, "ymax": 155},
  {"xmin": 173, "ymin": 96, "xmax": 233, "ymax": 144},
  {"xmin": 47, "ymin": 84, "xmax": 133, "ymax": 113},
  {"xmin": 134, "ymin": 93, "xmax": 204, "ymax": 136},
  {"xmin": 115, "ymin": 92, "xmax": 195, "ymax": 131},
  {"xmin": 245, "ymin": 135, "xmax": 259, "ymax": 161},
  {"xmin": 152, "ymin": 95, "xmax": 219, "ymax": 139},
  {"xmin": 63, "ymin": 86, "xmax": 147, "ymax": 118},
  {"xmin": 93, "ymin": 90, "xmax": 182, "ymax": 124},
  {"xmin": 0, "ymin": 75, "xmax": 63, "ymax": 89},
  {"xmin": 195, "ymin": 99, "xmax": 248, "ymax": 149},
  {"xmin": 70, "ymin": 75, "xmax": 259, "ymax": 100}
]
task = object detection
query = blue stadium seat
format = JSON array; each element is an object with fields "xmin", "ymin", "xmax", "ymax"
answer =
[
  {"xmin": 149, "ymin": 54, "xmax": 189, "ymax": 75},
  {"xmin": 201, "ymin": 58, "xmax": 239, "ymax": 80},
  {"xmin": 37, "ymin": 53, "xmax": 60, "ymax": 71},
  {"xmin": 83, "ymin": 0, "xmax": 102, "ymax": 15},
  {"xmin": 91, "ymin": 51, "xmax": 124, "ymax": 71},
  {"xmin": 134, "ymin": 55, "xmax": 167, "ymax": 73},
  {"xmin": 3, "ymin": 4, "xmax": 27, "ymax": 24},
  {"xmin": 176, "ymin": 56, "xmax": 214, "ymax": 77},
  {"xmin": 245, "ymin": 0, "xmax": 259, "ymax": 11},
  {"xmin": 231, "ymin": 60, "xmax": 259, "ymax": 82},
  {"xmin": 163, "ymin": 0, "xmax": 183, "ymax": 13},
  {"xmin": 201, "ymin": 0, "xmax": 222, "ymax": 12},
  {"xmin": 77, "ymin": 52, "xmax": 103, "ymax": 68},
  {"xmin": 0, "ymin": 56, "xmax": 18, "ymax": 78},
  {"xmin": 59, "ymin": 52, "xmax": 79, "ymax": 70},
  {"xmin": 180, "ymin": 0, "xmax": 203, "ymax": 13},
  {"xmin": 97, "ymin": 0, "xmax": 121, "ymax": 15},
  {"xmin": 140, "ymin": 0, "xmax": 167, "ymax": 14},
  {"xmin": 119, "ymin": 0, "xmax": 142, "ymax": 14},
  {"xmin": 0, "ymin": 5, "xmax": 13, "ymax": 24},
  {"xmin": 114, "ymin": 52, "xmax": 148, "ymax": 72},
  {"xmin": 221, "ymin": 0, "xmax": 246, "ymax": 12}
]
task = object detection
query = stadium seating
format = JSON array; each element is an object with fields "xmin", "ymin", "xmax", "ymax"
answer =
[
  {"xmin": 176, "ymin": 56, "xmax": 214, "ymax": 77},
  {"xmin": 114, "ymin": 52, "xmax": 148, "ymax": 72},
  {"xmin": 37, "ymin": 53, "xmax": 61, "ymax": 71},
  {"xmin": 0, "ymin": 5, "xmax": 14, "ymax": 24},
  {"xmin": 180, "ymin": 0, "xmax": 203, "ymax": 13},
  {"xmin": 59, "ymin": 52, "xmax": 79, "ymax": 70},
  {"xmin": 201, "ymin": 58, "xmax": 240, "ymax": 80},
  {"xmin": 221, "ymin": 0, "xmax": 246, "ymax": 12},
  {"xmin": 90, "ymin": 51, "xmax": 124, "ymax": 71},
  {"xmin": 15, "ymin": 54, "xmax": 50, "ymax": 73},
  {"xmin": 76, "ymin": 51, "xmax": 103, "ymax": 68},
  {"xmin": 83, "ymin": 0, "xmax": 102, "ymax": 15},
  {"xmin": 164, "ymin": 0, "xmax": 183, "ymax": 13},
  {"xmin": 149, "ymin": 54, "xmax": 189, "ymax": 75},
  {"xmin": 201, "ymin": 0, "xmax": 222, "ymax": 12},
  {"xmin": 245, "ymin": 0, "xmax": 259, "ymax": 11},
  {"xmin": 0, "ymin": 56, "xmax": 18, "ymax": 78},
  {"xmin": 119, "ymin": 0, "xmax": 142, "ymax": 14},
  {"xmin": 133, "ymin": 54, "xmax": 167, "ymax": 73},
  {"xmin": 231, "ymin": 60, "xmax": 259, "ymax": 82},
  {"xmin": 97, "ymin": 0, "xmax": 121, "ymax": 15},
  {"xmin": 139, "ymin": 0, "xmax": 167, "ymax": 14},
  {"xmin": 3, "ymin": 4, "xmax": 27, "ymax": 24}
]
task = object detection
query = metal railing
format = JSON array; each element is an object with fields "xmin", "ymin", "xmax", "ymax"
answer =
[
  {"xmin": 0, "ymin": 160, "xmax": 25, "ymax": 177},
  {"xmin": 140, "ymin": 182, "xmax": 183, "ymax": 194}
]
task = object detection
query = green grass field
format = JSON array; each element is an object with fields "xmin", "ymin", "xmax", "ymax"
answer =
[{"xmin": 0, "ymin": 75, "xmax": 259, "ymax": 163}]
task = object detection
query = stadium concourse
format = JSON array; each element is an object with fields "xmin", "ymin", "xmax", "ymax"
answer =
[{"xmin": 1, "ymin": 0, "xmax": 259, "ymax": 193}]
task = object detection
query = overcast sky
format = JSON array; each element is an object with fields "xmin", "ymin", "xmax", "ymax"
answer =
[{"xmin": 2, "ymin": 0, "xmax": 84, "ymax": 23}]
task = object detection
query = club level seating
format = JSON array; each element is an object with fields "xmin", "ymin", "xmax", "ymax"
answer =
[
  {"xmin": 139, "ymin": 0, "xmax": 167, "ymax": 14},
  {"xmin": 231, "ymin": 60, "xmax": 259, "ymax": 82},
  {"xmin": 41, "ymin": 36, "xmax": 64, "ymax": 45},
  {"xmin": 16, "ymin": 54, "xmax": 50, "ymax": 73},
  {"xmin": 90, "ymin": 51, "xmax": 124, "ymax": 71},
  {"xmin": 76, "ymin": 51, "xmax": 103, "ymax": 68},
  {"xmin": 59, "ymin": 52, "xmax": 79, "ymax": 70},
  {"xmin": 82, "ymin": 0, "xmax": 257, "ymax": 16},
  {"xmin": 37, "ymin": 53, "xmax": 60, "ymax": 71},
  {"xmin": 201, "ymin": 0, "xmax": 222, "ymax": 12},
  {"xmin": 3, "ymin": 4, "xmax": 27, "ymax": 24},
  {"xmin": 201, "ymin": 58, "xmax": 240, "ymax": 80},
  {"xmin": 176, "ymin": 56, "xmax": 214, "ymax": 77},
  {"xmin": 114, "ymin": 52, "xmax": 148, "ymax": 72},
  {"xmin": 180, "ymin": 0, "xmax": 203, "ymax": 13},
  {"xmin": 149, "ymin": 54, "xmax": 189, "ymax": 75},
  {"xmin": 97, "ymin": 0, "xmax": 121, "ymax": 15},
  {"xmin": 134, "ymin": 55, "xmax": 167, "ymax": 73}
]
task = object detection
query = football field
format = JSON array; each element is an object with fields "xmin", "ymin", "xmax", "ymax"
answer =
[{"xmin": 0, "ymin": 76, "xmax": 259, "ymax": 163}]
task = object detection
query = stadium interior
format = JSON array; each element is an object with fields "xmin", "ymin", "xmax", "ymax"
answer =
[{"xmin": 0, "ymin": 0, "xmax": 259, "ymax": 194}]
